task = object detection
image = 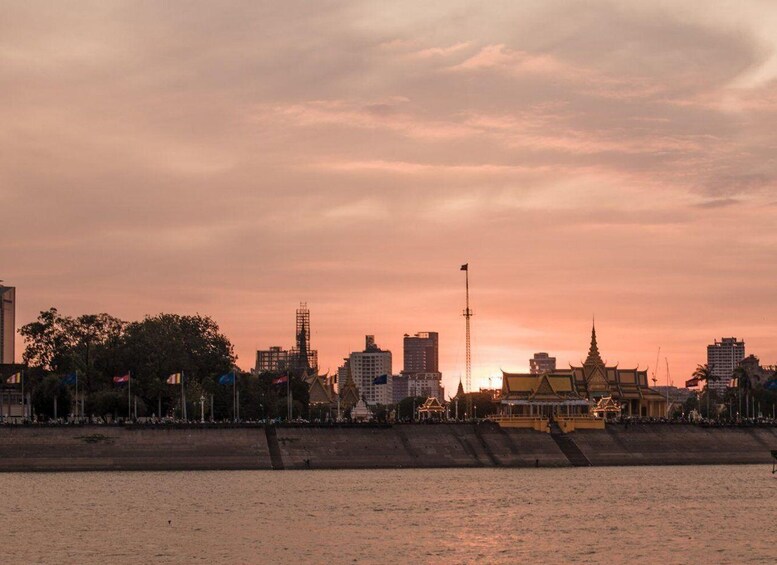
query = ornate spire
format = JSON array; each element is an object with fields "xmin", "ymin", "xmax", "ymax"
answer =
[
  {"xmin": 344, "ymin": 362, "xmax": 355, "ymax": 386},
  {"xmin": 585, "ymin": 322, "xmax": 604, "ymax": 366},
  {"xmin": 456, "ymin": 378, "xmax": 465, "ymax": 398}
]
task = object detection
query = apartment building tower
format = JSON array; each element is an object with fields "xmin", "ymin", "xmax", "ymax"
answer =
[{"xmin": 707, "ymin": 337, "xmax": 745, "ymax": 391}]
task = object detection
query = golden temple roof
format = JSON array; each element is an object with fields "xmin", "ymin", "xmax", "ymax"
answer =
[
  {"xmin": 584, "ymin": 323, "xmax": 604, "ymax": 367},
  {"xmin": 501, "ymin": 372, "xmax": 583, "ymax": 402}
]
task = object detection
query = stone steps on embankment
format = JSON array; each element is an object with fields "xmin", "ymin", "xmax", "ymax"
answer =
[
  {"xmin": 572, "ymin": 424, "xmax": 777, "ymax": 466},
  {"xmin": 549, "ymin": 426, "xmax": 592, "ymax": 467},
  {"xmin": 476, "ymin": 423, "xmax": 571, "ymax": 467}
]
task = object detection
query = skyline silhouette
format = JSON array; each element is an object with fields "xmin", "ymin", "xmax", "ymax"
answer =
[{"xmin": 2, "ymin": 1, "xmax": 777, "ymax": 395}]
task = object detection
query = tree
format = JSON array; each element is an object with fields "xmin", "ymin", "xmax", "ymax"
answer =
[
  {"xmin": 450, "ymin": 391, "xmax": 497, "ymax": 420},
  {"xmin": 20, "ymin": 309, "xmax": 126, "ymax": 392},
  {"xmin": 733, "ymin": 365, "xmax": 752, "ymax": 418},
  {"xmin": 86, "ymin": 390, "xmax": 127, "ymax": 420},
  {"xmin": 117, "ymin": 313, "xmax": 236, "ymax": 418},
  {"xmin": 285, "ymin": 374, "xmax": 310, "ymax": 420},
  {"xmin": 31, "ymin": 375, "xmax": 72, "ymax": 420},
  {"xmin": 69, "ymin": 313, "xmax": 126, "ymax": 393},
  {"xmin": 468, "ymin": 391, "xmax": 498, "ymax": 419},
  {"xmin": 20, "ymin": 308, "xmax": 75, "ymax": 373},
  {"xmin": 397, "ymin": 396, "xmax": 427, "ymax": 421},
  {"xmin": 692, "ymin": 364, "xmax": 719, "ymax": 420}
]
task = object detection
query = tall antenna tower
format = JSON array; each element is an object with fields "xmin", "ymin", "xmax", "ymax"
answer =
[
  {"xmin": 461, "ymin": 264, "xmax": 472, "ymax": 393},
  {"xmin": 295, "ymin": 302, "xmax": 312, "ymax": 374}
]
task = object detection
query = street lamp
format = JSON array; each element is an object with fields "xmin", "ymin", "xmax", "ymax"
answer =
[{"xmin": 199, "ymin": 395, "xmax": 205, "ymax": 423}]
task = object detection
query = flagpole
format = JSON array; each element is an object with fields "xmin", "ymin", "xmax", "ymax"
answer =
[
  {"xmin": 128, "ymin": 370, "xmax": 132, "ymax": 421},
  {"xmin": 287, "ymin": 374, "xmax": 292, "ymax": 421},
  {"xmin": 233, "ymin": 372, "xmax": 236, "ymax": 422},
  {"xmin": 465, "ymin": 265, "xmax": 471, "ymax": 394},
  {"xmin": 181, "ymin": 371, "xmax": 186, "ymax": 421},
  {"xmin": 21, "ymin": 369, "xmax": 25, "ymax": 421},
  {"xmin": 75, "ymin": 370, "xmax": 78, "ymax": 421}
]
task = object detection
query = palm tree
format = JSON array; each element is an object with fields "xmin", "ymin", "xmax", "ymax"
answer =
[
  {"xmin": 733, "ymin": 365, "xmax": 752, "ymax": 419},
  {"xmin": 693, "ymin": 364, "xmax": 718, "ymax": 420}
]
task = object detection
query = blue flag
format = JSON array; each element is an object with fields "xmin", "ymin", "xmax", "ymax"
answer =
[
  {"xmin": 218, "ymin": 372, "xmax": 236, "ymax": 385},
  {"xmin": 372, "ymin": 374, "xmax": 388, "ymax": 385},
  {"xmin": 61, "ymin": 372, "xmax": 77, "ymax": 385}
]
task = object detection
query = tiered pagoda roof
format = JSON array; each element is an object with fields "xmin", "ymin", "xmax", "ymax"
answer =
[
  {"xmin": 306, "ymin": 372, "xmax": 335, "ymax": 405},
  {"xmin": 501, "ymin": 323, "xmax": 666, "ymax": 409},
  {"xmin": 338, "ymin": 363, "xmax": 360, "ymax": 410},
  {"xmin": 500, "ymin": 372, "xmax": 589, "ymax": 405}
]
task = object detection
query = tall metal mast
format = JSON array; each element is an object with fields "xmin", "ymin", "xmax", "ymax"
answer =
[
  {"xmin": 461, "ymin": 264, "xmax": 472, "ymax": 394},
  {"xmin": 295, "ymin": 302, "xmax": 312, "ymax": 375}
]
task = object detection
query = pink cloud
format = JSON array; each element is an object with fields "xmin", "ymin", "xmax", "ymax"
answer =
[{"xmin": 450, "ymin": 44, "xmax": 571, "ymax": 75}]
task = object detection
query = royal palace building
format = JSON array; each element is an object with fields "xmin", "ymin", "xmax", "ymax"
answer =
[{"xmin": 501, "ymin": 325, "xmax": 666, "ymax": 419}]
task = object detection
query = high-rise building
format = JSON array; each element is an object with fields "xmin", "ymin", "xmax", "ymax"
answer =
[
  {"xmin": 0, "ymin": 285, "xmax": 15, "ymax": 364},
  {"xmin": 348, "ymin": 335, "xmax": 392, "ymax": 405},
  {"xmin": 403, "ymin": 332, "xmax": 439, "ymax": 374},
  {"xmin": 399, "ymin": 331, "xmax": 442, "ymax": 401},
  {"xmin": 392, "ymin": 373, "xmax": 409, "ymax": 403},
  {"xmin": 255, "ymin": 346, "xmax": 290, "ymax": 374},
  {"xmin": 530, "ymin": 352, "xmax": 556, "ymax": 374},
  {"xmin": 707, "ymin": 337, "xmax": 745, "ymax": 391}
]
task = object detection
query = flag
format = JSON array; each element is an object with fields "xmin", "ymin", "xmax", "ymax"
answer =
[
  {"xmin": 373, "ymin": 374, "xmax": 388, "ymax": 385},
  {"xmin": 61, "ymin": 372, "xmax": 77, "ymax": 385},
  {"xmin": 113, "ymin": 374, "xmax": 130, "ymax": 384},
  {"xmin": 6, "ymin": 372, "xmax": 21, "ymax": 384},
  {"xmin": 218, "ymin": 372, "xmax": 236, "ymax": 385},
  {"xmin": 460, "ymin": 264, "xmax": 468, "ymax": 271},
  {"xmin": 167, "ymin": 373, "xmax": 182, "ymax": 385},
  {"xmin": 272, "ymin": 375, "xmax": 288, "ymax": 385},
  {"xmin": 685, "ymin": 377, "xmax": 699, "ymax": 388}
]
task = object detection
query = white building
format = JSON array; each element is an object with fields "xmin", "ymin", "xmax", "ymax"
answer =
[
  {"xmin": 348, "ymin": 335, "xmax": 392, "ymax": 405},
  {"xmin": 707, "ymin": 337, "xmax": 745, "ymax": 391}
]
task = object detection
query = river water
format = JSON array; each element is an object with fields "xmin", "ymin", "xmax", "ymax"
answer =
[{"xmin": 3, "ymin": 465, "xmax": 774, "ymax": 564}]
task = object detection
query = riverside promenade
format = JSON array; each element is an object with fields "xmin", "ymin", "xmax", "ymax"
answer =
[{"xmin": 1, "ymin": 421, "xmax": 777, "ymax": 471}]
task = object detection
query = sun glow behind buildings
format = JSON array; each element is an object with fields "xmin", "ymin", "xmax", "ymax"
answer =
[{"xmin": 2, "ymin": 1, "xmax": 777, "ymax": 389}]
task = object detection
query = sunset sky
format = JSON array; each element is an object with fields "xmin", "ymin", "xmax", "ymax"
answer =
[{"xmin": 2, "ymin": 1, "xmax": 777, "ymax": 393}]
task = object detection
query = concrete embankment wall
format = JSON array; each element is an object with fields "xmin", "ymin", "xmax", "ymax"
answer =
[
  {"xmin": 573, "ymin": 424, "xmax": 777, "ymax": 466},
  {"xmin": 274, "ymin": 423, "xmax": 569, "ymax": 469},
  {"xmin": 0, "ymin": 426, "xmax": 273, "ymax": 471},
  {"xmin": 0, "ymin": 423, "xmax": 775, "ymax": 471}
]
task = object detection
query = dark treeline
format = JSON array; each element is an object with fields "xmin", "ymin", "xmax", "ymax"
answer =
[{"xmin": 19, "ymin": 308, "xmax": 308, "ymax": 421}]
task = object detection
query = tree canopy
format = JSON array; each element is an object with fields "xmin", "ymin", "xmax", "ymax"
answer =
[{"xmin": 20, "ymin": 308, "xmax": 236, "ymax": 419}]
